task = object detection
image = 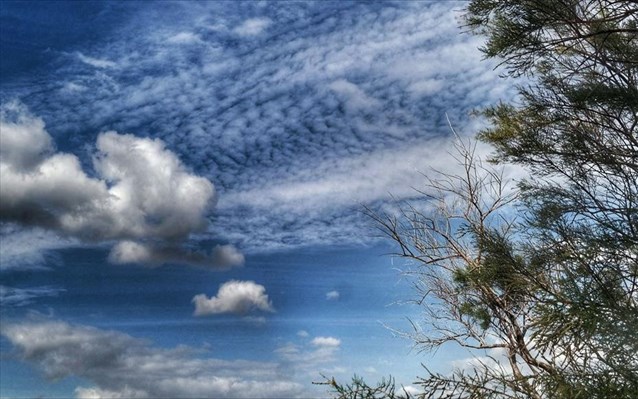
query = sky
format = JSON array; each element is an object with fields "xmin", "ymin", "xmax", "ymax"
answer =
[{"xmin": 0, "ymin": 1, "xmax": 517, "ymax": 397}]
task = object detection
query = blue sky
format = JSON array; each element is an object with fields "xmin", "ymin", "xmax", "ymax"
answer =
[{"xmin": 0, "ymin": 1, "xmax": 516, "ymax": 397}]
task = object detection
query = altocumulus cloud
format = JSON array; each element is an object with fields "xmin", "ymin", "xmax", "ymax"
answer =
[
  {"xmin": 0, "ymin": 102, "xmax": 241, "ymax": 269},
  {"xmin": 1, "ymin": 320, "xmax": 304, "ymax": 398},
  {"xmin": 193, "ymin": 280, "xmax": 274, "ymax": 316},
  {"xmin": 5, "ymin": 1, "xmax": 517, "ymax": 252}
]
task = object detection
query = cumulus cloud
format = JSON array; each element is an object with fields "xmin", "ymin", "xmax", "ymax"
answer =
[
  {"xmin": 0, "ymin": 104, "xmax": 213, "ymax": 240},
  {"xmin": 193, "ymin": 280, "xmax": 274, "ymax": 316},
  {"xmin": 0, "ymin": 103, "xmax": 239, "ymax": 268},
  {"xmin": 233, "ymin": 17, "xmax": 271, "ymax": 36},
  {"xmin": 0, "ymin": 102, "xmax": 53, "ymax": 170},
  {"xmin": 1, "ymin": 320, "xmax": 304, "ymax": 398},
  {"xmin": 326, "ymin": 290, "xmax": 340, "ymax": 301}
]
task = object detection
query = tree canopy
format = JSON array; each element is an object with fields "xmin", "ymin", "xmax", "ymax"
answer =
[{"xmin": 325, "ymin": 1, "xmax": 638, "ymax": 398}]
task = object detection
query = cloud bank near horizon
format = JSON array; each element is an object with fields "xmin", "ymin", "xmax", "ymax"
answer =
[{"xmin": 1, "ymin": 320, "xmax": 305, "ymax": 398}]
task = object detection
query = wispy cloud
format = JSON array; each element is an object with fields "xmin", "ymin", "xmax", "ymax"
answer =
[
  {"xmin": 0, "ymin": 285, "xmax": 65, "ymax": 306},
  {"xmin": 276, "ymin": 334, "xmax": 343, "ymax": 377},
  {"xmin": 233, "ymin": 17, "xmax": 272, "ymax": 37},
  {"xmin": 0, "ymin": 224, "xmax": 74, "ymax": 270},
  {"xmin": 326, "ymin": 290, "xmax": 340, "ymax": 301},
  {"xmin": 76, "ymin": 52, "xmax": 117, "ymax": 69}
]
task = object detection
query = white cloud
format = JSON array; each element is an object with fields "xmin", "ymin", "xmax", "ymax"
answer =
[
  {"xmin": 92, "ymin": 131, "xmax": 215, "ymax": 240},
  {"xmin": 276, "ymin": 335, "xmax": 342, "ymax": 376},
  {"xmin": 328, "ymin": 79, "xmax": 381, "ymax": 111},
  {"xmin": 326, "ymin": 290, "xmax": 340, "ymax": 301},
  {"xmin": 297, "ymin": 330, "xmax": 309, "ymax": 338},
  {"xmin": 108, "ymin": 241, "xmax": 244, "ymax": 269},
  {"xmin": 311, "ymin": 336, "xmax": 341, "ymax": 348},
  {"xmin": 233, "ymin": 17, "xmax": 271, "ymax": 36},
  {"xmin": 0, "ymin": 107, "xmax": 214, "ymax": 241},
  {"xmin": 167, "ymin": 32, "xmax": 202, "ymax": 44},
  {"xmin": 75, "ymin": 386, "xmax": 147, "ymax": 399},
  {"xmin": 0, "ymin": 224, "xmax": 75, "ymax": 270},
  {"xmin": 1, "ymin": 320, "xmax": 304, "ymax": 398},
  {"xmin": 219, "ymin": 136, "xmax": 488, "ymax": 213},
  {"xmin": 193, "ymin": 280, "xmax": 274, "ymax": 316},
  {"xmin": 77, "ymin": 52, "xmax": 117, "ymax": 68},
  {"xmin": 0, "ymin": 102, "xmax": 53, "ymax": 170},
  {"xmin": 0, "ymin": 104, "xmax": 237, "ymax": 268},
  {"xmin": 364, "ymin": 366, "xmax": 378, "ymax": 374},
  {"xmin": 402, "ymin": 385, "xmax": 423, "ymax": 396}
]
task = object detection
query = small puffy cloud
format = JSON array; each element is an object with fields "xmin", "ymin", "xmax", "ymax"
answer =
[
  {"xmin": 233, "ymin": 17, "xmax": 271, "ymax": 36},
  {"xmin": 108, "ymin": 242, "xmax": 244, "ymax": 269},
  {"xmin": 192, "ymin": 280, "xmax": 274, "ymax": 316},
  {"xmin": 311, "ymin": 336, "xmax": 341, "ymax": 348},
  {"xmin": 326, "ymin": 290, "xmax": 340, "ymax": 301},
  {"xmin": 1, "ymin": 320, "xmax": 304, "ymax": 398},
  {"xmin": 297, "ymin": 330, "xmax": 309, "ymax": 338}
]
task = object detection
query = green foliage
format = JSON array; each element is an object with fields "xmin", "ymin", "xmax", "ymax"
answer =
[
  {"xmin": 326, "ymin": 1, "xmax": 638, "ymax": 398},
  {"xmin": 466, "ymin": 1, "xmax": 638, "ymax": 397},
  {"xmin": 316, "ymin": 375, "xmax": 413, "ymax": 399}
]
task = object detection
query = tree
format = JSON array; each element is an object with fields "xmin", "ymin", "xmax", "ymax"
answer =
[
  {"xmin": 467, "ymin": 1, "xmax": 638, "ymax": 397},
  {"xmin": 323, "ymin": 1, "xmax": 638, "ymax": 398},
  {"xmin": 315, "ymin": 375, "xmax": 413, "ymax": 399}
]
